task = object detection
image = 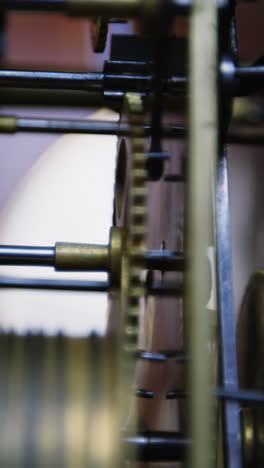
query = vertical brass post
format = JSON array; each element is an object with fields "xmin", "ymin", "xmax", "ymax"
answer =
[{"xmin": 187, "ymin": 0, "xmax": 218, "ymax": 467}]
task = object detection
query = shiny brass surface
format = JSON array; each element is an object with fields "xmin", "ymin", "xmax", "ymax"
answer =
[
  {"xmin": 109, "ymin": 226, "xmax": 125, "ymax": 288},
  {"xmin": 54, "ymin": 232, "xmax": 183, "ymax": 275},
  {"xmin": 0, "ymin": 115, "xmax": 17, "ymax": 133},
  {"xmin": 55, "ymin": 241, "xmax": 109, "ymax": 271},
  {"xmin": 187, "ymin": 0, "xmax": 218, "ymax": 467}
]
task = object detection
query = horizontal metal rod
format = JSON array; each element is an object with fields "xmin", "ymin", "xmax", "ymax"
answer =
[
  {"xmin": 0, "ymin": 87, "xmax": 185, "ymax": 107},
  {"xmin": 235, "ymin": 66, "xmax": 264, "ymax": 80},
  {"xmin": 217, "ymin": 388, "xmax": 264, "ymax": 404},
  {"xmin": 124, "ymin": 431, "xmax": 190, "ymax": 462},
  {"xmin": 0, "ymin": 0, "xmax": 66, "ymax": 11},
  {"xmin": 0, "ymin": 70, "xmax": 104, "ymax": 91},
  {"xmin": 16, "ymin": 117, "xmax": 125, "ymax": 134},
  {"xmin": 0, "ymin": 116, "xmax": 186, "ymax": 138},
  {"xmin": 0, "ymin": 276, "xmax": 183, "ymax": 296},
  {"xmin": 0, "ymin": 66, "xmax": 258, "ymax": 97},
  {"xmin": 0, "ymin": 276, "xmax": 108, "ymax": 292},
  {"xmin": 0, "ymin": 245, "xmax": 54, "ymax": 266},
  {"xmin": 136, "ymin": 389, "xmax": 154, "ymax": 399},
  {"xmin": 0, "ymin": 115, "xmax": 261, "ymax": 145},
  {"xmin": 166, "ymin": 388, "xmax": 264, "ymax": 404},
  {"xmin": 137, "ymin": 350, "xmax": 187, "ymax": 362},
  {"xmin": 0, "ymin": 69, "xmax": 187, "ymax": 96},
  {"xmin": 0, "ymin": 244, "xmax": 185, "ymax": 271},
  {"xmin": 0, "ymin": 0, "xmax": 190, "ymax": 15},
  {"xmin": 145, "ymin": 250, "xmax": 185, "ymax": 271}
]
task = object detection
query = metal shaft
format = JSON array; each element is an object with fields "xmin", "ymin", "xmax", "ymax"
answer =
[
  {"xmin": 0, "ymin": 0, "xmax": 141, "ymax": 15},
  {"xmin": 0, "ymin": 66, "xmax": 258, "ymax": 98},
  {"xmin": 235, "ymin": 66, "xmax": 264, "ymax": 81},
  {"xmin": 0, "ymin": 276, "xmax": 108, "ymax": 292},
  {"xmin": 0, "ymin": 277, "xmax": 183, "ymax": 296},
  {"xmin": 0, "ymin": 0, "xmax": 65, "ymax": 11},
  {"xmin": 0, "ymin": 115, "xmax": 186, "ymax": 138},
  {"xmin": 0, "ymin": 245, "xmax": 54, "ymax": 266},
  {"xmin": 146, "ymin": 250, "xmax": 185, "ymax": 271},
  {"xmin": 124, "ymin": 431, "xmax": 190, "ymax": 462},
  {"xmin": 0, "ymin": 0, "xmax": 189, "ymax": 15},
  {"xmin": 0, "ymin": 70, "xmax": 104, "ymax": 91},
  {"xmin": 0, "ymin": 87, "xmax": 182, "ymax": 107},
  {"xmin": 0, "ymin": 115, "xmax": 261, "ymax": 145},
  {"xmin": 0, "ymin": 244, "xmax": 185, "ymax": 271},
  {"xmin": 0, "ymin": 69, "xmax": 187, "ymax": 96}
]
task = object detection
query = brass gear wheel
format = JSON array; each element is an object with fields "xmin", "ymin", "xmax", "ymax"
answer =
[
  {"xmin": 107, "ymin": 92, "xmax": 147, "ymax": 439},
  {"xmin": 110, "ymin": 92, "xmax": 147, "ymax": 359}
]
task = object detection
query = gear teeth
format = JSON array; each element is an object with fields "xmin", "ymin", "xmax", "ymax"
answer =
[
  {"xmin": 131, "ymin": 187, "xmax": 147, "ymax": 197},
  {"xmin": 124, "ymin": 93, "xmax": 147, "ymax": 361},
  {"xmin": 127, "ymin": 307, "xmax": 141, "ymax": 318},
  {"xmin": 130, "ymin": 226, "xmax": 146, "ymax": 237},
  {"xmin": 131, "ymin": 206, "xmax": 147, "ymax": 216}
]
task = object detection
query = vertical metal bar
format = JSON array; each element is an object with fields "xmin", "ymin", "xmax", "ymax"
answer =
[
  {"xmin": 216, "ymin": 150, "xmax": 243, "ymax": 468},
  {"xmin": 187, "ymin": 0, "xmax": 218, "ymax": 467}
]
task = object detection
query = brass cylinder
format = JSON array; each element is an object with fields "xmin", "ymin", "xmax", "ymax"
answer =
[
  {"xmin": 67, "ymin": 0, "xmax": 141, "ymax": 17},
  {"xmin": 109, "ymin": 227, "xmax": 124, "ymax": 288},
  {"xmin": 0, "ymin": 115, "xmax": 17, "ymax": 133},
  {"xmin": 55, "ymin": 242, "xmax": 109, "ymax": 271}
]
